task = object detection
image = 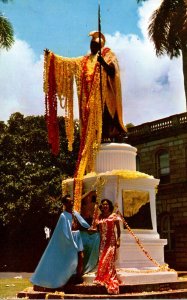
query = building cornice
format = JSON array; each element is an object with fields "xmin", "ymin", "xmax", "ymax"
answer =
[{"xmin": 127, "ymin": 112, "xmax": 187, "ymax": 144}]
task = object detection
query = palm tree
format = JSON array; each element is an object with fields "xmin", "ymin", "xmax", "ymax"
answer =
[
  {"xmin": 138, "ymin": 0, "xmax": 187, "ymax": 110},
  {"xmin": 0, "ymin": 0, "xmax": 14, "ymax": 50}
]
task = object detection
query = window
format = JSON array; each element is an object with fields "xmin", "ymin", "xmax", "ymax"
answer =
[
  {"xmin": 160, "ymin": 213, "xmax": 175, "ymax": 252},
  {"xmin": 136, "ymin": 155, "xmax": 140, "ymax": 171},
  {"xmin": 156, "ymin": 150, "xmax": 170, "ymax": 184},
  {"xmin": 186, "ymin": 147, "xmax": 187, "ymax": 177}
]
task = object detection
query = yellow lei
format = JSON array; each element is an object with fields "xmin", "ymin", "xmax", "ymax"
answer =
[{"xmin": 44, "ymin": 49, "xmax": 124, "ymax": 212}]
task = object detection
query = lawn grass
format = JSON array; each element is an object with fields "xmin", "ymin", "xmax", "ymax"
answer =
[{"xmin": 0, "ymin": 278, "xmax": 32, "ymax": 299}]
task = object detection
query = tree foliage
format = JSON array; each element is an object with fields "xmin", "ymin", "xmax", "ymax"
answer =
[
  {"xmin": 0, "ymin": 0, "xmax": 14, "ymax": 50},
  {"xmin": 148, "ymin": 0, "xmax": 187, "ymax": 58},
  {"xmin": 147, "ymin": 0, "xmax": 187, "ymax": 109},
  {"xmin": 1, "ymin": 0, "xmax": 12, "ymax": 3},
  {"xmin": 0, "ymin": 113, "xmax": 80, "ymax": 227},
  {"xmin": 0, "ymin": 113, "xmax": 80, "ymax": 270},
  {"xmin": 137, "ymin": 0, "xmax": 187, "ymax": 109}
]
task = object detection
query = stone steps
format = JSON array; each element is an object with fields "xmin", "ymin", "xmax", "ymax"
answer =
[{"xmin": 17, "ymin": 279, "xmax": 187, "ymax": 299}]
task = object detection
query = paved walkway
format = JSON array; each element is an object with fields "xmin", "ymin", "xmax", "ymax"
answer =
[{"xmin": 0, "ymin": 272, "xmax": 32, "ymax": 278}]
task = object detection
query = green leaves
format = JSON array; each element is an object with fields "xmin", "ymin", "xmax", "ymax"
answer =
[
  {"xmin": 0, "ymin": 0, "xmax": 14, "ymax": 50},
  {"xmin": 148, "ymin": 0, "xmax": 187, "ymax": 58},
  {"xmin": 0, "ymin": 13, "xmax": 14, "ymax": 50},
  {"xmin": 0, "ymin": 113, "xmax": 80, "ymax": 226}
]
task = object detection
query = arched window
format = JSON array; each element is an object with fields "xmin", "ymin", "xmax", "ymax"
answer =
[
  {"xmin": 160, "ymin": 213, "xmax": 175, "ymax": 252},
  {"xmin": 156, "ymin": 150, "xmax": 170, "ymax": 184},
  {"xmin": 136, "ymin": 155, "xmax": 140, "ymax": 171},
  {"xmin": 185, "ymin": 147, "xmax": 187, "ymax": 177}
]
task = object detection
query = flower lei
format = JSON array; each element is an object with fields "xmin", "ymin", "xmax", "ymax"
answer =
[
  {"xmin": 72, "ymin": 48, "xmax": 112, "ymax": 212},
  {"xmin": 43, "ymin": 52, "xmax": 81, "ymax": 154},
  {"xmin": 114, "ymin": 206, "xmax": 173, "ymax": 272},
  {"xmin": 73, "ymin": 54, "xmax": 102, "ymax": 211},
  {"xmin": 45, "ymin": 291, "xmax": 64, "ymax": 299},
  {"xmin": 44, "ymin": 52, "xmax": 60, "ymax": 155},
  {"xmin": 44, "ymin": 48, "xmax": 113, "ymax": 212}
]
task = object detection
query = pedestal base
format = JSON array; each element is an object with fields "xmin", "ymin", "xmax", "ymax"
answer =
[
  {"xmin": 83, "ymin": 268, "xmax": 178, "ymax": 285},
  {"xmin": 116, "ymin": 231, "xmax": 167, "ymax": 269}
]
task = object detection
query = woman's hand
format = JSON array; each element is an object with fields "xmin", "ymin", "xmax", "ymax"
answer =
[
  {"xmin": 44, "ymin": 48, "xmax": 50, "ymax": 55},
  {"xmin": 87, "ymin": 227, "xmax": 98, "ymax": 234},
  {"xmin": 116, "ymin": 237, "xmax": 120, "ymax": 248}
]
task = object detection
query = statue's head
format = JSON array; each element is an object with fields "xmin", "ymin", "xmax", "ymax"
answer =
[{"xmin": 89, "ymin": 31, "xmax": 105, "ymax": 54}]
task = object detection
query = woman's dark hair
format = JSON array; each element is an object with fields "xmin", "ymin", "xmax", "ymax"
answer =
[
  {"xmin": 100, "ymin": 199, "xmax": 114, "ymax": 213},
  {"xmin": 61, "ymin": 194, "xmax": 71, "ymax": 204}
]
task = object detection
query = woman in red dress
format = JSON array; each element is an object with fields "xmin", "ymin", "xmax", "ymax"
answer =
[{"xmin": 93, "ymin": 199, "xmax": 122, "ymax": 294}]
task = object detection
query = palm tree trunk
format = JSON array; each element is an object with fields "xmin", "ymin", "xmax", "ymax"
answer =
[{"xmin": 182, "ymin": 47, "xmax": 187, "ymax": 111}]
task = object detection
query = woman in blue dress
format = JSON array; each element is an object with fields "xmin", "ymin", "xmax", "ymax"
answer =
[{"xmin": 30, "ymin": 194, "xmax": 99, "ymax": 289}]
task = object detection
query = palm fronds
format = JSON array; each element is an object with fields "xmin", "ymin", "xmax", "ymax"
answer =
[
  {"xmin": 0, "ymin": 0, "xmax": 13, "ymax": 3},
  {"xmin": 148, "ymin": 0, "xmax": 187, "ymax": 58},
  {"xmin": 0, "ymin": 13, "xmax": 14, "ymax": 49}
]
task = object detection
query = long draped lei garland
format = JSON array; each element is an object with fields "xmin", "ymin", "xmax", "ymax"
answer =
[
  {"xmin": 43, "ymin": 49, "xmax": 112, "ymax": 212},
  {"xmin": 44, "ymin": 52, "xmax": 81, "ymax": 153},
  {"xmin": 73, "ymin": 53, "xmax": 104, "ymax": 211},
  {"xmin": 114, "ymin": 205, "xmax": 174, "ymax": 272},
  {"xmin": 44, "ymin": 53, "xmax": 60, "ymax": 155}
]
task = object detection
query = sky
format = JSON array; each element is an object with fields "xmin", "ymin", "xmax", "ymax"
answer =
[{"xmin": 0, "ymin": 0, "xmax": 186, "ymax": 126}]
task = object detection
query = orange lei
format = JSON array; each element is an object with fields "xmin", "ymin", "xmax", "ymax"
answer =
[
  {"xmin": 43, "ymin": 48, "xmax": 113, "ymax": 212},
  {"xmin": 73, "ymin": 54, "xmax": 101, "ymax": 211}
]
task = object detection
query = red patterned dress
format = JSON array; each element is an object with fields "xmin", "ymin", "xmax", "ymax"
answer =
[{"xmin": 93, "ymin": 213, "xmax": 121, "ymax": 294}]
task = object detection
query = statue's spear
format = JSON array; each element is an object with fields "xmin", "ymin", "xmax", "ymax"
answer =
[{"xmin": 98, "ymin": 0, "xmax": 103, "ymax": 106}]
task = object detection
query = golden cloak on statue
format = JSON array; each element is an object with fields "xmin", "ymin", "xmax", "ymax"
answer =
[{"xmin": 43, "ymin": 31, "xmax": 126, "ymax": 211}]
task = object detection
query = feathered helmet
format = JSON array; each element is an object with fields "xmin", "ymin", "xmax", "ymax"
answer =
[{"xmin": 89, "ymin": 31, "xmax": 106, "ymax": 48}]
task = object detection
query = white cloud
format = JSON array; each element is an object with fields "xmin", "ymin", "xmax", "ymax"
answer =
[
  {"xmin": 106, "ymin": 0, "xmax": 186, "ymax": 125},
  {"xmin": 0, "ymin": 39, "xmax": 44, "ymax": 122},
  {"xmin": 0, "ymin": 0, "xmax": 185, "ymax": 125}
]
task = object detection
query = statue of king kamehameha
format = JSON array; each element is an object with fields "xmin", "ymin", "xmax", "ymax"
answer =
[{"xmin": 43, "ymin": 30, "xmax": 127, "ymax": 211}]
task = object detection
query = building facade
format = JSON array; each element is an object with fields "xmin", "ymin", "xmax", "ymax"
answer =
[{"xmin": 127, "ymin": 112, "xmax": 187, "ymax": 270}]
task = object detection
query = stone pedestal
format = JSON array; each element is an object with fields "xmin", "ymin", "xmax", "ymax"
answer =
[
  {"xmin": 83, "ymin": 268, "xmax": 178, "ymax": 285},
  {"xmin": 95, "ymin": 142, "xmax": 137, "ymax": 172},
  {"xmin": 117, "ymin": 231, "xmax": 166, "ymax": 269},
  {"xmin": 81, "ymin": 173, "xmax": 166, "ymax": 269},
  {"xmin": 62, "ymin": 142, "xmax": 178, "ymax": 283},
  {"xmin": 94, "ymin": 143, "xmax": 164, "ymax": 269}
]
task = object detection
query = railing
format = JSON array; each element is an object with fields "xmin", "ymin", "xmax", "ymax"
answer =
[{"xmin": 128, "ymin": 112, "xmax": 187, "ymax": 137}]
